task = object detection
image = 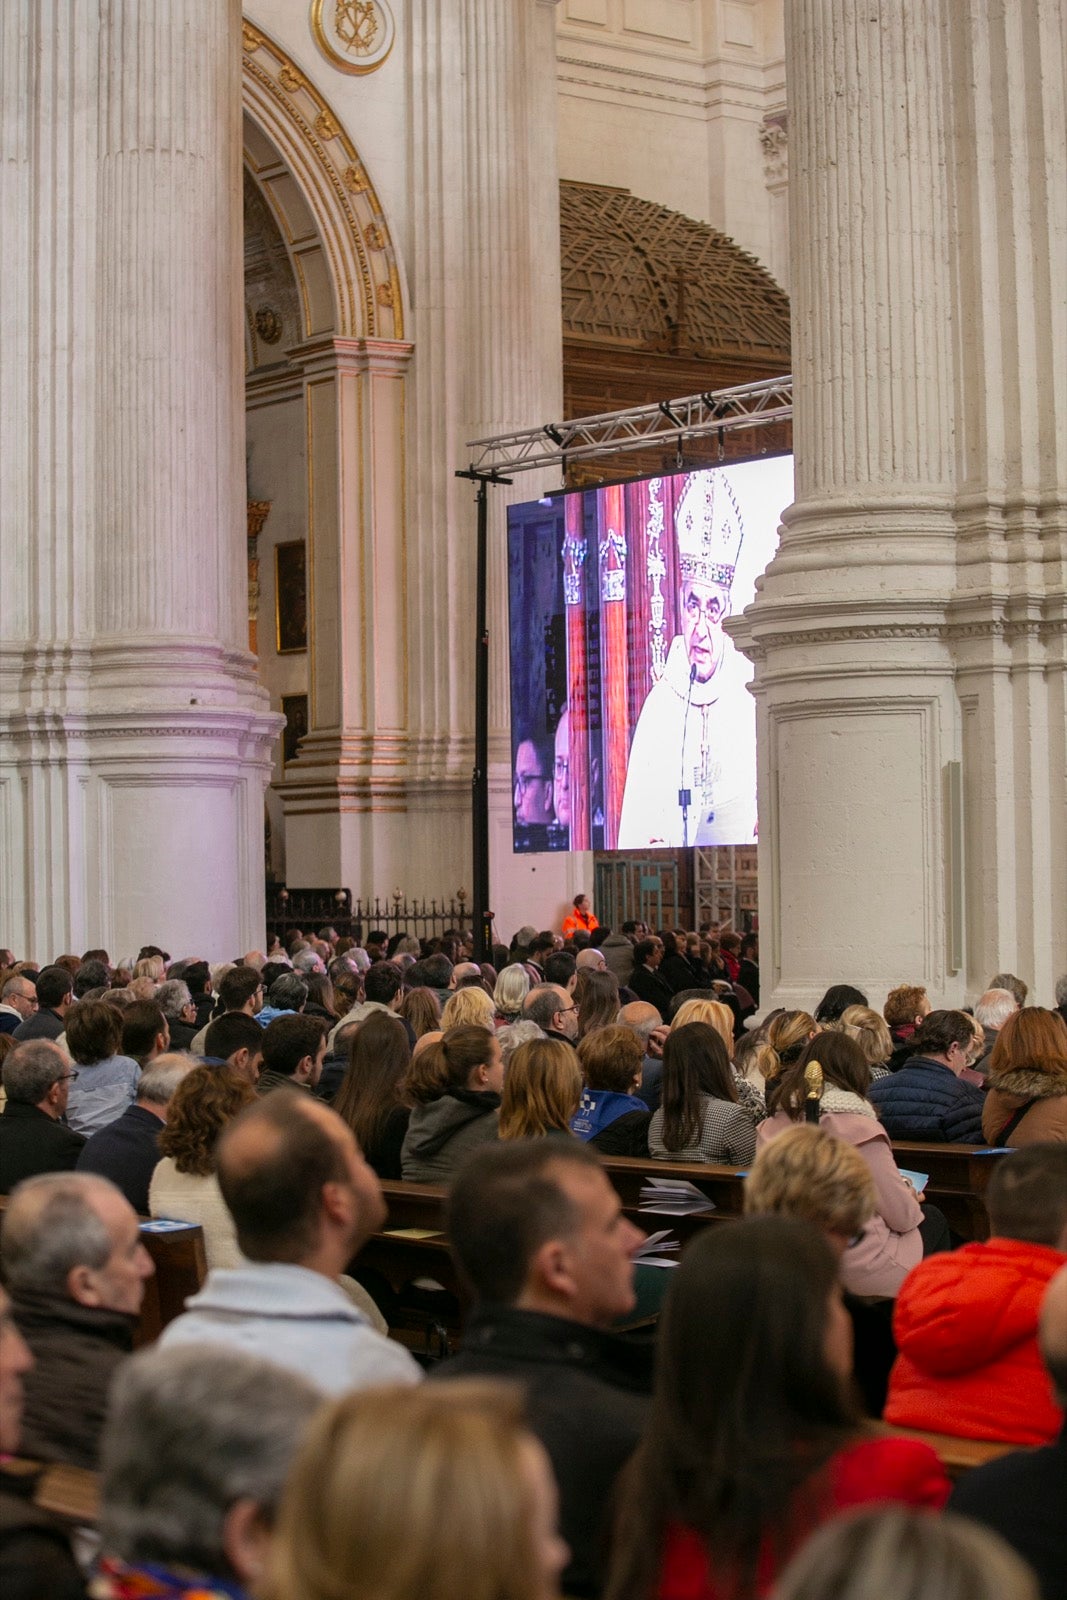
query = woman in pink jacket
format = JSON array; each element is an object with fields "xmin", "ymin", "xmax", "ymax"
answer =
[{"xmin": 758, "ymin": 1032, "xmax": 927, "ymax": 1297}]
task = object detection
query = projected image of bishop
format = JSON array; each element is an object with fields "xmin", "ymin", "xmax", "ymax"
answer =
[{"xmin": 617, "ymin": 472, "xmax": 757, "ymax": 849}]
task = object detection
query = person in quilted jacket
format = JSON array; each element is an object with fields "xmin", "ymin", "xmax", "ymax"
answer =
[
  {"xmin": 868, "ymin": 1010, "xmax": 985, "ymax": 1143},
  {"xmin": 885, "ymin": 1144, "xmax": 1067, "ymax": 1445}
]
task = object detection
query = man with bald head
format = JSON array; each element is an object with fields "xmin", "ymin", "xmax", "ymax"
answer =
[
  {"xmin": 576, "ymin": 947, "xmax": 606, "ymax": 974},
  {"xmin": 160, "ymin": 1090, "xmax": 420, "ymax": 1393},
  {"xmin": 951, "ymin": 1263, "xmax": 1067, "ymax": 1597},
  {"xmin": 619, "ymin": 1000, "xmax": 668, "ymax": 1112},
  {"xmin": 524, "ymin": 983, "xmax": 579, "ymax": 1043}
]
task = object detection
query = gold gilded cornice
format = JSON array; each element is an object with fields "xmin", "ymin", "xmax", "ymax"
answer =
[{"xmin": 241, "ymin": 20, "xmax": 404, "ymax": 341}]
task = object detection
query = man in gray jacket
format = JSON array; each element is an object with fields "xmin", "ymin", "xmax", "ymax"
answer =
[{"xmin": 160, "ymin": 1091, "xmax": 421, "ymax": 1394}]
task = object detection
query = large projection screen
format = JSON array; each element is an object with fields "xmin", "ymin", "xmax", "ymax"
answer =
[{"xmin": 507, "ymin": 456, "xmax": 793, "ymax": 854}]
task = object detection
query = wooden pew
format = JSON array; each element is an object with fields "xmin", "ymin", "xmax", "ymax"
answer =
[
  {"xmin": 889, "ymin": 1141, "xmax": 1008, "ymax": 1241},
  {"xmin": 135, "ymin": 1223, "xmax": 208, "ymax": 1345}
]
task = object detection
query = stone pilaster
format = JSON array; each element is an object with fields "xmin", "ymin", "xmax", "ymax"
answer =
[
  {"xmin": 945, "ymin": 0, "xmax": 1067, "ymax": 998},
  {"xmin": 406, "ymin": 0, "xmax": 590, "ymax": 929},
  {"xmin": 730, "ymin": 0, "xmax": 963, "ymax": 1006},
  {"xmin": 0, "ymin": 0, "xmax": 278, "ymax": 962}
]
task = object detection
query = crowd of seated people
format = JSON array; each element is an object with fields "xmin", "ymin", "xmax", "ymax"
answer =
[{"xmin": 0, "ymin": 927, "xmax": 1065, "ymax": 1600}]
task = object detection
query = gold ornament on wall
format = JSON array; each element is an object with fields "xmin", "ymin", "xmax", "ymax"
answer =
[
  {"xmin": 279, "ymin": 64, "xmax": 304, "ymax": 93},
  {"xmin": 254, "ymin": 306, "xmax": 284, "ymax": 344},
  {"xmin": 311, "ymin": 0, "xmax": 395, "ymax": 75}
]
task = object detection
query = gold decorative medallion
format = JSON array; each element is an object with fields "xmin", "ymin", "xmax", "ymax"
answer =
[
  {"xmin": 310, "ymin": 0, "xmax": 395, "ymax": 74},
  {"xmin": 365, "ymin": 223, "xmax": 385, "ymax": 250},
  {"xmin": 343, "ymin": 162, "xmax": 369, "ymax": 193},
  {"xmin": 254, "ymin": 306, "xmax": 283, "ymax": 344},
  {"xmin": 376, "ymin": 281, "xmax": 394, "ymax": 308},
  {"xmin": 241, "ymin": 22, "xmax": 259, "ymax": 52},
  {"xmin": 315, "ymin": 109, "xmax": 340, "ymax": 140},
  {"xmin": 278, "ymin": 64, "xmax": 304, "ymax": 92}
]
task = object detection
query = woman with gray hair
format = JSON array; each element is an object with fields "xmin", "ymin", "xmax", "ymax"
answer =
[
  {"xmin": 93, "ymin": 1342, "xmax": 322, "ymax": 1600},
  {"xmin": 494, "ymin": 963, "xmax": 531, "ymax": 1026}
]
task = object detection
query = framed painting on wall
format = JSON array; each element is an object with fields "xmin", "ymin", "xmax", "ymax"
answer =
[{"xmin": 275, "ymin": 540, "xmax": 308, "ymax": 654}]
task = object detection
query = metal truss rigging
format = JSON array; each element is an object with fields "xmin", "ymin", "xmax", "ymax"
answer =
[{"xmin": 463, "ymin": 374, "xmax": 792, "ymax": 476}]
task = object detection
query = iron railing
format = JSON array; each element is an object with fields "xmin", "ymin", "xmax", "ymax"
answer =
[{"xmin": 265, "ymin": 885, "xmax": 472, "ymax": 945}]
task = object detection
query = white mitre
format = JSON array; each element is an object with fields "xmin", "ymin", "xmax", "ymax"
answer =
[{"xmin": 675, "ymin": 471, "xmax": 745, "ymax": 589}]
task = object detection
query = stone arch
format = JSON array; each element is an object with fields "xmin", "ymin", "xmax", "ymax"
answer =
[{"xmin": 240, "ymin": 18, "xmax": 404, "ymax": 342}]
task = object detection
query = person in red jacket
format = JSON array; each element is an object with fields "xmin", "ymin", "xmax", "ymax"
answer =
[
  {"xmin": 605, "ymin": 1218, "xmax": 948, "ymax": 1600},
  {"xmin": 562, "ymin": 895, "xmax": 599, "ymax": 941},
  {"xmin": 885, "ymin": 1143, "xmax": 1067, "ymax": 1446}
]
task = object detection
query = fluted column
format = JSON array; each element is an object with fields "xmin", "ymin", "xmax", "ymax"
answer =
[
  {"xmin": 406, "ymin": 0, "xmax": 590, "ymax": 929},
  {"xmin": 0, "ymin": 0, "xmax": 278, "ymax": 962},
  {"xmin": 945, "ymin": 0, "xmax": 1067, "ymax": 999},
  {"xmin": 730, "ymin": 1, "xmax": 963, "ymax": 1006}
]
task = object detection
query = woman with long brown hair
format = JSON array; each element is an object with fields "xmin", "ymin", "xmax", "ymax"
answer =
[
  {"xmin": 331, "ymin": 1010, "xmax": 413, "ymax": 1179},
  {"xmin": 605, "ymin": 1219, "xmax": 948, "ymax": 1600},
  {"xmin": 649, "ymin": 1022, "xmax": 757, "ymax": 1165},
  {"xmin": 574, "ymin": 967, "xmax": 621, "ymax": 1039}
]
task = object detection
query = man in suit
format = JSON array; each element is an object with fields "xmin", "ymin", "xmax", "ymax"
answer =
[
  {"xmin": 0, "ymin": 1042, "xmax": 84, "ymax": 1193},
  {"xmin": 12, "ymin": 967, "xmax": 73, "ymax": 1043},
  {"xmin": 76, "ymin": 1054, "xmax": 194, "ymax": 1214},
  {"xmin": 627, "ymin": 937, "xmax": 674, "ymax": 1015}
]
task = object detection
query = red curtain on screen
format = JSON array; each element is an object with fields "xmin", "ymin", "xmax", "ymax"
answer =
[
  {"xmin": 598, "ymin": 484, "xmax": 629, "ymax": 848},
  {"xmin": 563, "ymin": 494, "xmax": 590, "ymax": 851}
]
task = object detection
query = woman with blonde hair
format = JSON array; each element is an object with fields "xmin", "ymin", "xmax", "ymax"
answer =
[
  {"xmin": 671, "ymin": 997, "xmax": 734, "ymax": 1055},
  {"xmin": 442, "ymin": 984, "xmax": 496, "ymax": 1032},
  {"xmin": 494, "ymin": 962, "xmax": 532, "ymax": 1026},
  {"xmin": 672, "ymin": 998, "xmax": 766, "ymax": 1120},
  {"xmin": 983, "ymin": 1005, "xmax": 1067, "ymax": 1146},
  {"xmin": 758, "ymin": 1033, "xmax": 931, "ymax": 1297},
  {"xmin": 774, "ymin": 1507, "xmax": 1037, "ymax": 1600},
  {"xmin": 262, "ymin": 1381, "xmax": 567, "ymax": 1600},
  {"xmin": 761, "ymin": 1010, "xmax": 819, "ymax": 1101},
  {"xmin": 836, "ymin": 1004, "xmax": 894, "ymax": 1078},
  {"xmin": 499, "ymin": 1039, "xmax": 582, "ymax": 1140}
]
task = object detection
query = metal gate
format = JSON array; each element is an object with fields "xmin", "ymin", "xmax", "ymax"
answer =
[{"xmin": 593, "ymin": 853, "xmax": 687, "ymax": 931}]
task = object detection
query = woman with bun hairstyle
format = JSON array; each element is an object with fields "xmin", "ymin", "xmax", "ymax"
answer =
[
  {"xmin": 758, "ymin": 1032, "xmax": 931, "ymax": 1296},
  {"xmin": 400, "ymin": 1024, "xmax": 503, "ymax": 1181}
]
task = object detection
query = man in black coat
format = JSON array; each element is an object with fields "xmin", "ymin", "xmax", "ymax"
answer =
[
  {"xmin": 2, "ymin": 1171, "xmax": 154, "ymax": 1469},
  {"xmin": 950, "ymin": 1264, "xmax": 1067, "ymax": 1600},
  {"xmin": 0, "ymin": 1041, "xmax": 84, "ymax": 1194},
  {"xmin": 11, "ymin": 967, "xmax": 73, "ymax": 1043},
  {"xmin": 77, "ymin": 1054, "xmax": 193, "ymax": 1214},
  {"xmin": 627, "ymin": 937, "xmax": 675, "ymax": 1014},
  {"xmin": 429, "ymin": 1141, "xmax": 650, "ymax": 1599}
]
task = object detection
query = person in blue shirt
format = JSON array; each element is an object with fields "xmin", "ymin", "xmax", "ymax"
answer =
[{"xmin": 572, "ymin": 1026, "xmax": 648, "ymax": 1141}]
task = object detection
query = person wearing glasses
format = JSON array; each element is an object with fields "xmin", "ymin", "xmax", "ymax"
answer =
[
  {"xmin": 0, "ymin": 1040, "xmax": 86, "ymax": 1192},
  {"xmin": 0, "ymin": 974, "xmax": 39, "ymax": 1037},
  {"xmin": 513, "ymin": 728, "xmax": 555, "ymax": 851},
  {"xmin": 618, "ymin": 471, "xmax": 757, "ymax": 849}
]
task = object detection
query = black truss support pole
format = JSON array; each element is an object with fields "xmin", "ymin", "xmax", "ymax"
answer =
[{"xmin": 456, "ymin": 465, "xmax": 512, "ymax": 963}]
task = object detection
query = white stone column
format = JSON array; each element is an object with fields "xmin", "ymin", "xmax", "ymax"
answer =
[
  {"xmin": 0, "ymin": 0, "xmax": 278, "ymax": 963},
  {"xmin": 407, "ymin": 0, "xmax": 591, "ymax": 933},
  {"xmin": 730, "ymin": 0, "xmax": 963, "ymax": 1007},
  {"xmin": 944, "ymin": 0, "xmax": 1067, "ymax": 1001}
]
